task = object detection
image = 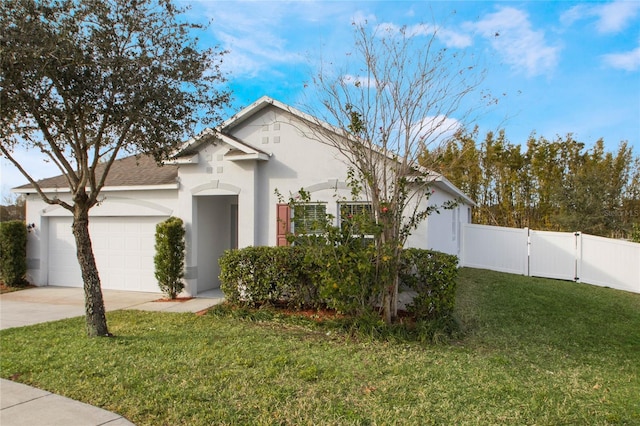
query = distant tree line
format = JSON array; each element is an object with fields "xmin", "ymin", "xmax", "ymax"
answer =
[{"xmin": 422, "ymin": 128, "xmax": 640, "ymax": 240}]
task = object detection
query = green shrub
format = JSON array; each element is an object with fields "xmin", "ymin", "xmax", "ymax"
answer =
[
  {"xmin": 400, "ymin": 249, "xmax": 459, "ymax": 321},
  {"xmin": 281, "ymin": 246, "xmax": 323, "ymax": 308},
  {"xmin": 315, "ymin": 241, "xmax": 380, "ymax": 315},
  {"xmin": 219, "ymin": 246, "xmax": 322, "ymax": 308},
  {"xmin": 631, "ymin": 223, "xmax": 640, "ymax": 243},
  {"xmin": 0, "ymin": 220, "xmax": 28, "ymax": 286},
  {"xmin": 219, "ymin": 245, "xmax": 460, "ymax": 325},
  {"xmin": 154, "ymin": 216, "xmax": 185, "ymax": 299},
  {"xmin": 219, "ymin": 246, "xmax": 278, "ymax": 306}
]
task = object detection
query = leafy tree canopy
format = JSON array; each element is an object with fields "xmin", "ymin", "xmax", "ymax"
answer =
[
  {"xmin": 0, "ymin": 0, "xmax": 230, "ymax": 336},
  {"xmin": 1, "ymin": 0, "xmax": 229, "ymax": 208}
]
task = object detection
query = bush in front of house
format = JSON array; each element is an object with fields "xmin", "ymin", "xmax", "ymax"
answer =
[
  {"xmin": 313, "ymin": 240, "xmax": 380, "ymax": 316},
  {"xmin": 0, "ymin": 220, "xmax": 28, "ymax": 286},
  {"xmin": 219, "ymin": 246, "xmax": 322, "ymax": 308},
  {"xmin": 219, "ymin": 246, "xmax": 282, "ymax": 306},
  {"xmin": 154, "ymin": 216, "xmax": 185, "ymax": 299},
  {"xmin": 399, "ymin": 248, "xmax": 459, "ymax": 321},
  {"xmin": 219, "ymin": 245, "xmax": 459, "ymax": 324}
]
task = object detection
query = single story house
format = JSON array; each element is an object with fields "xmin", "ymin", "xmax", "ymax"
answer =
[{"xmin": 15, "ymin": 96, "xmax": 474, "ymax": 296}]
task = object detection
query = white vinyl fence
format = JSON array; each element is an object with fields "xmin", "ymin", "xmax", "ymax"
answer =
[{"xmin": 460, "ymin": 223, "xmax": 640, "ymax": 294}]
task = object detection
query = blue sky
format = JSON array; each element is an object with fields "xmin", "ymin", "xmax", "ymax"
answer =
[{"xmin": 2, "ymin": 0, "xmax": 639, "ymax": 199}]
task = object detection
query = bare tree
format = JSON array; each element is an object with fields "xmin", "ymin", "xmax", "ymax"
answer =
[
  {"xmin": 0, "ymin": 0, "xmax": 229, "ymax": 336},
  {"xmin": 303, "ymin": 22, "xmax": 487, "ymax": 323}
]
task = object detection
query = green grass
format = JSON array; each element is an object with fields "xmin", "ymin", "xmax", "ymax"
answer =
[{"xmin": 1, "ymin": 268, "xmax": 639, "ymax": 425}]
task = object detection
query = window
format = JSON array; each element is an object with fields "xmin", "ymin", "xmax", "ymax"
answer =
[
  {"xmin": 339, "ymin": 202, "xmax": 375, "ymax": 236},
  {"xmin": 293, "ymin": 203, "xmax": 326, "ymax": 234}
]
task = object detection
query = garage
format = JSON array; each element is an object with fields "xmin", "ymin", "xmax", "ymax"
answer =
[{"xmin": 47, "ymin": 216, "xmax": 166, "ymax": 292}]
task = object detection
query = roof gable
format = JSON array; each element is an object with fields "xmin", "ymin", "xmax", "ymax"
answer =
[
  {"xmin": 172, "ymin": 96, "xmax": 337, "ymax": 160},
  {"xmin": 173, "ymin": 127, "xmax": 270, "ymax": 161}
]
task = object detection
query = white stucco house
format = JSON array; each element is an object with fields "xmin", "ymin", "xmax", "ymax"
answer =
[{"xmin": 15, "ymin": 96, "xmax": 474, "ymax": 296}]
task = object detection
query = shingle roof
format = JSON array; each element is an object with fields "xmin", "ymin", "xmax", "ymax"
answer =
[{"xmin": 15, "ymin": 154, "xmax": 178, "ymax": 190}]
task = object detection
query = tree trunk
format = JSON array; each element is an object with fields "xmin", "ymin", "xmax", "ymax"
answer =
[
  {"xmin": 382, "ymin": 289, "xmax": 392, "ymax": 324},
  {"xmin": 72, "ymin": 207, "xmax": 110, "ymax": 337},
  {"xmin": 390, "ymin": 272, "xmax": 399, "ymax": 321}
]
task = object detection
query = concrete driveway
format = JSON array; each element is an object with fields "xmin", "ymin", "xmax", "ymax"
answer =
[
  {"xmin": 0, "ymin": 286, "xmax": 224, "ymax": 330},
  {"xmin": 0, "ymin": 286, "xmax": 159, "ymax": 330}
]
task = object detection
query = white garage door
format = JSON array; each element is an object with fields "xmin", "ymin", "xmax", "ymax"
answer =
[{"xmin": 48, "ymin": 216, "xmax": 166, "ymax": 292}]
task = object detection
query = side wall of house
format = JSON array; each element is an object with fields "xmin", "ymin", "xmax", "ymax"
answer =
[{"xmin": 417, "ymin": 188, "xmax": 472, "ymax": 257}]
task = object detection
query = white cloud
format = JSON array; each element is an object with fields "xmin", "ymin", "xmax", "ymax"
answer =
[
  {"xmin": 193, "ymin": 1, "xmax": 355, "ymax": 79},
  {"xmin": 559, "ymin": 4, "xmax": 588, "ymax": 27},
  {"xmin": 411, "ymin": 116, "xmax": 462, "ymax": 147},
  {"xmin": 214, "ymin": 30, "xmax": 303, "ymax": 78},
  {"xmin": 595, "ymin": 1, "xmax": 640, "ymax": 33},
  {"xmin": 437, "ymin": 27, "xmax": 473, "ymax": 49},
  {"xmin": 341, "ymin": 74, "xmax": 377, "ymax": 89},
  {"xmin": 351, "ymin": 11, "xmax": 376, "ymax": 26},
  {"xmin": 603, "ymin": 44, "xmax": 640, "ymax": 71},
  {"xmin": 561, "ymin": 1, "xmax": 640, "ymax": 34},
  {"xmin": 467, "ymin": 7, "xmax": 560, "ymax": 76}
]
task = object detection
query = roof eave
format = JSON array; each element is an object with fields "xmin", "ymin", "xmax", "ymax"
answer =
[
  {"xmin": 432, "ymin": 176, "xmax": 477, "ymax": 207},
  {"xmin": 223, "ymin": 152, "xmax": 270, "ymax": 161},
  {"xmin": 165, "ymin": 154, "xmax": 199, "ymax": 165},
  {"xmin": 13, "ymin": 183, "xmax": 179, "ymax": 194}
]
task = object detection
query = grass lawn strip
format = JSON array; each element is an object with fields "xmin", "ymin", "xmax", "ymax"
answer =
[{"xmin": 1, "ymin": 268, "xmax": 639, "ymax": 425}]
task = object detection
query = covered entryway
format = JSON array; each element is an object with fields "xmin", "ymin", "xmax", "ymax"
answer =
[
  {"xmin": 47, "ymin": 216, "xmax": 167, "ymax": 292},
  {"xmin": 194, "ymin": 195, "xmax": 238, "ymax": 293}
]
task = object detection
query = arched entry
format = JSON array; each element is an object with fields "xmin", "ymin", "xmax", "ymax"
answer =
[{"xmin": 193, "ymin": 194, "xmax": 238, "ymax": 293}]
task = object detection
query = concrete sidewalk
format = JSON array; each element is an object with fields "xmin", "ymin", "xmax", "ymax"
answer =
[
  {"xmin": 0, "ymin": 379, "xmax": 135, "ymax": 426},
  {"xmin": 0, "ymin": 286, "xmax": 225, "ymax": 425}
]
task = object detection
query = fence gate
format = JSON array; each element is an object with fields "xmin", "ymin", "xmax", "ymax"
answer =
[{"xmin": 529, "ymin": 230, "xmax": 579, "ymax": 281}]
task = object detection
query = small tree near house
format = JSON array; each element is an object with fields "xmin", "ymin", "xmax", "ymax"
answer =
[
  {"xmin": 302, "ymin": 22, "xmax": 489, "ymax": 323},
  {"xmin": 154, "ymin": 217, "xmax": 186, "ymax": 300}
]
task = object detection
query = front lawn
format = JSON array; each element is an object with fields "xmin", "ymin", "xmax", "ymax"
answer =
[{"xmin": 1, "ymin": 268, "xmax": 639, "ymax": 425}]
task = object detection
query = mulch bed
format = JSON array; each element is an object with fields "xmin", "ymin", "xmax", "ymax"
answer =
[
  {"xmin": 0, "ymin": 282, "xmax": 35, "ymax": 294},
  {"xmin": 248, "ymin": 301, "xmax": 416, "ymax": 324},
  {"xmin": 153, "ymin": 297, "xmax": 194, "ymax": 302}
]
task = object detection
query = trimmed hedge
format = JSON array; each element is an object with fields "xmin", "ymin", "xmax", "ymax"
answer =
[
  {"xmin": 399, "ymin": 249, "xmax": 459, "ymax": 321},
  {"xmin": 316, "ymin": 243, "xmax": 380, "ymax": 315},
  {"xmin": 219, "ymin": 246, "xmax": 321, "ymax": 309},
  {"xmin": 219, "ymin": 245, "xmax": 459, "ymax": 321},
  {"xmin": 0, "ymin": 220, "xmax": 28, "ymax": 286}
]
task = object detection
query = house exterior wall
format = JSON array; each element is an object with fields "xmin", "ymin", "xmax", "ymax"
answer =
[
  {"xmin": 193, "ymin": 195, "xmax": 235, "ymax": 294},
  {"xmin": 422, "ymin": 189, "xmax": 467, "ymax": 256},
  {"xmin": 226, "ymin": 105, "xmax": 471, "ymax": 255},
  {"xmin": 176, "ymin": 140, "xmax": 253, "ymax": 295},
  {"xmin": 177, "ymin": 104, "xmax": 472, "ymax": 294},
  {"xmin": 19, "ymin": 100, "xmax": 473, "ymax": 295},
  {"xmin": 22, "ymin": 188, "xmax": 177, "ymax": 287}
]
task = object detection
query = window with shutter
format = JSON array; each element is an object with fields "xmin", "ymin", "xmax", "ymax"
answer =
[{"xmin": 293, "ymin": 203, "xmax": 326, "ymax": 235}]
